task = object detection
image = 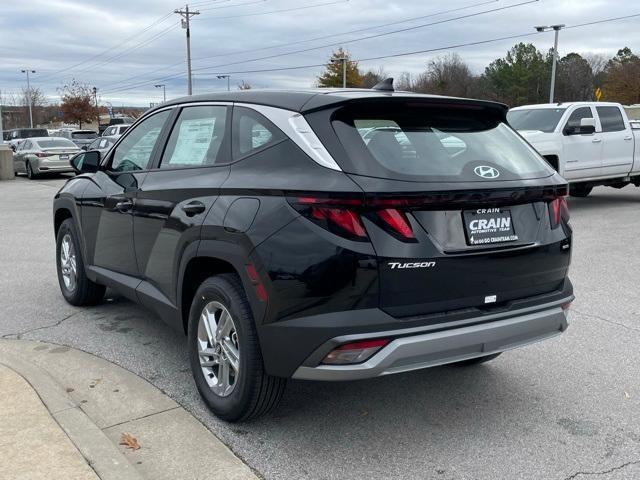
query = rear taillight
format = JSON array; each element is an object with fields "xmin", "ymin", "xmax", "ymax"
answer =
[
  {"xmin": 35, "ymin": 152, "xmax": 52, "ymax": 158},
  {"xmin": 288, "ymin": 196, "xmax": 368, "ymax": 242},
  {"xmin": 371, "ymin": 208, "xmax": 415, "ymax": 241},
  {"xmin": 549, "ymin": 197, "xmax": 570, "ymax": 229},
  {"xmin": 322, "ymin": 339, "xmax": 390, "ymax": 365}
]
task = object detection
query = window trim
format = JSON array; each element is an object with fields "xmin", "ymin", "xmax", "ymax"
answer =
[{"xmin": 151, "ymin": 103, "xmax": 232, "ymax": 171}]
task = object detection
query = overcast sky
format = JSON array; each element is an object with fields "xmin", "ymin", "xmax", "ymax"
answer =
[{"xmin": 0, "ymin": 0, "xmax": 638, "ymax": 107}]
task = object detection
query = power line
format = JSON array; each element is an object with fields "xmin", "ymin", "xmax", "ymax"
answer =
[
  {"xmin": 98, "ymin": 0, "xmax": 499, "ymax": 92},
  {"xmin": 198, "ymin": 0, "xmax": 349, "ymax": 17},
  {"xmin": 37, "ymin": 11, "xmax": 175, "ymax": 82},
  {"xmin": 101, "ymin": 11, "xmax": 640, "ymax": 96}
]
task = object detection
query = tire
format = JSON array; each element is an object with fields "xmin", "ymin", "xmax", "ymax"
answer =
[
  {"xmin": 188, "ymin": 274, "xmax": 286, "ymax": 422},
  {"xmin": 569, "ymin": 185, "xmax": 592, "ymax": 198},
  {"xmin": 26, "ymin": 162, "xmax": 37, "ymax": 179},
  {"xmin": 56, "ymin": 218, "xmax": 105, "ymax": 306},
  {"xmin": 452, "ymin": 353, "xmax": 501, "ymax": 367}
]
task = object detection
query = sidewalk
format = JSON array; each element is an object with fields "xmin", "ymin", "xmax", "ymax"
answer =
[{"xmin": 0, "ymin": 340, "xmax": 258, "ymax": 480}]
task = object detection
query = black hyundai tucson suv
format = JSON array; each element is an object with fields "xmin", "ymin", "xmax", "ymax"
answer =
[{"xmin": 54, "ymin": 83, "xmax": 573, "ymax": 421}]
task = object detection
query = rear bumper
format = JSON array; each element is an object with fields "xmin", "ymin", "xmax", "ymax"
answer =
[{"xmin": 291, "ymin": 303, "xmax": 570, "ymax": 381}]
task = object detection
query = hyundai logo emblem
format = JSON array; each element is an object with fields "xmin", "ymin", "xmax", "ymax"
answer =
[{"xmin": 474, "ymin": 165, "xmax": 500, "ymax": 179}]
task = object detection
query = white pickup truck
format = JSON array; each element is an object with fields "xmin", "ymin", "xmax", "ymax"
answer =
[{"xmin": 508, "ymin": 102, "xmax": 640, "ymax": 197}]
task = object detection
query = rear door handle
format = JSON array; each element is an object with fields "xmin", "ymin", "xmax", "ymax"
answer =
[
  {"xmin": 115, "ymin": 200, "xmax": 133, "ymax": 212},
  {"xmin": 624, "ymin": 135, "xmax": 633, "ymax": 141},
  {"xmin": 181, "ymin": 201, "xmax": 206, "ymax": 216},
  {"xmin": 592, "ymin": 138, "xmax": 602, "ymax": 143}
]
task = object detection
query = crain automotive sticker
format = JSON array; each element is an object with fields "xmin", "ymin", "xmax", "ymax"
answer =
[{"xmin": 464, "ymin": 208, "xmax": 518, "ymax": 245}]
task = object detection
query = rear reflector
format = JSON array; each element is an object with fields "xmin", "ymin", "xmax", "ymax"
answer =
[
  {"xmin": 245, "ymin": 264, "xmax": 268, "ymax": 302},
  {"xmin": 322, "ymin": 339, "xmax": 390, "ymax": 365},
  {"xmin": 374, "ymin": 208, "xmax": 415, "ymax": 240}
]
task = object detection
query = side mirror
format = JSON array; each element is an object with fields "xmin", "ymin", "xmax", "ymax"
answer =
[
  {"xmin": 10, "ymin": 144, "xmax": 16, "ymax": 152},
  {"xmin": 565, "ymin": 117, "xmax": 596, "ymax": 135},
  {"xmin": 70, "ymin": 150, "xmax": 101, "ymax": 174},
  {"xmin": 81, "ymin": 145, "xmax": 89, "ymax": 151}
]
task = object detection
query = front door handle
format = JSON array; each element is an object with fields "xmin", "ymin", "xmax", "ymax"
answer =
[
  {"xmin": 181, "ymin": 201, "xmax": 206, "ymax": 216},
  {"xmin": 624, "ymin": 135, "xmax": 633, "ymax": 141},
  {"xmin": 592, "ymin": 138, "xmax": 602, "ymax": 143},
  {"xmin": 115, "ymin": 200, "xmax": 133, "ymax": 212}
]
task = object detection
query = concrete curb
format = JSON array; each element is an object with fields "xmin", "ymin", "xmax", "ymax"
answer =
[
  {"xmin": 0, "ymin": 352, "xmax": 142, "ymax": 480},
  {"xmin": 0, "ymin": 340, "xmax": 258, "ymax": 480}
]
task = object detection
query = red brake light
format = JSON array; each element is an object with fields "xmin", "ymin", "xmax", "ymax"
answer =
[
  {"xmin": 376, "ymin": 208, "xmax": 415, "ymax": 240},
  {"xmin": 289, "ymin": 196, "xmax": 368, "ymax": 241},
  {"xmin": 310, "ymin": 207, "xmax": 367, "ymax": 239},
  {"xmin": 549, "ymin": 197, "xmax": 569, "ymax": 229},
  {"xmin": 35, "ymin": 152, "xmax": 51, "ymax": 158}
]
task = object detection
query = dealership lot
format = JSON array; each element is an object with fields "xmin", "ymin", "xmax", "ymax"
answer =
[{"xmin": 1, "ymin": 176, "xmax": 639, "ymax": 479}]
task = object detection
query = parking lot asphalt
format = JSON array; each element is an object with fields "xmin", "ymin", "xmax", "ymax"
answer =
[{"xmin": 1, "ymin": 174, "xmax": 639, "ymax": 480}]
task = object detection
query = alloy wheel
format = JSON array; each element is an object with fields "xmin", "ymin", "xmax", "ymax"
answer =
[
  {"xmin": 197, "ymin": 301, "xmax": 240, "ymax": 397},
  {"xmin": 60, "ymin": 233, "xmax": 77, "ymax": 292}
]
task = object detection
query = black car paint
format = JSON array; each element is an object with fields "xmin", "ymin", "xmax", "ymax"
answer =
[{"xmin": 54, "ymin": 90, "xmax": 573, "ymax": 378}]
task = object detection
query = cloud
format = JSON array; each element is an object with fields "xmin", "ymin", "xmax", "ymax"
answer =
[{"xmin": 0, "ymin": 0, "xmax": 638, "ymax": 106}]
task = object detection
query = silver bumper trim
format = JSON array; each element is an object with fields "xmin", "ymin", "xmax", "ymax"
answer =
[{"xmin": 292, "ymin": 307, "xmax": 568, "ymax": 381}]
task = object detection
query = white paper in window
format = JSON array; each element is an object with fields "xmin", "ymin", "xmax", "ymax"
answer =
[{"xmin": 170, "ymin": 118, "xmax": 216, "ymax": 165}]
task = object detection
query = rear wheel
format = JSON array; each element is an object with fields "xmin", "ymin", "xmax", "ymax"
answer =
[
  {"xmin": 56, "ymin": 218, "xmax": 105, "ymax": 305},
  {"xmin": 188, "ymin": 274, "xmax": 286, "ymax": 422},
  {"xmin": 569, "ymin": 185, "xmax": 592, "ymax": 198},
  {"xmin": 452, "ymin": 353, "xmax": 501, "ymax": 366}
]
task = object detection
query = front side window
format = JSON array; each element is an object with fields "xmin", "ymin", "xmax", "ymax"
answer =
[
  {"xmin": 507, "ymin": 108, "xmax": 566, "ymax": 133},
  {"xmin": 596, "ymin": 106, "xmax": 626, "ymax": 132},
  {"xmin": 233, "ymin": 107, "xmax": 285, "ymax": 160},
  {"xmin": 565, "ymin": 107, "xmax": 593, "ymax": 128},
  {"xmin": 331, "ymin": 103, "xmax": 554, "ymax": 182},
  {"xmin": 159, "ymin": 105, "xmax": 228, "ymax": 169},
  {"xmin": 110, "ymin": 110, "xmax": 170, "ymax": 172}
]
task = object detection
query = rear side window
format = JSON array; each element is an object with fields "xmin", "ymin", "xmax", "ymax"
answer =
[
  {"xmin": 330, "ymin": 102, "xmax": 554, "ymax": 182},
  {"xmin": 159, "ymin": 105, "xmax": 228, "ymax": 169},
  {"xmin": 232, "ymin": 107, "xmax": 285, "ymax": 160},
  {"xmin": 596, "ymin": 106, "xmax": 626, "ymax": 132}
]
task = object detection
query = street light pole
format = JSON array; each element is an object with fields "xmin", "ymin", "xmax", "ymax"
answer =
[
  {"xmin": 330, "ymin": 56, "xmax": 348, "ymax": 88},
  {"xmin": 21, "ymin": 69, "xmax": 36, "ymax": 128},
  {"xmin": 155, "ymin": 84, "xmax": 166, "ymax": 102},
  {"xmin": 535, "ymin": 24, "xmax": 565, "ymax": 103},
  {"xmin": 175, "ymin": 4, "xmax": 200, "ymax": 95},
  {"xmin": 217, "ymin": 75, "xmax": 230, "ymax": 91}
]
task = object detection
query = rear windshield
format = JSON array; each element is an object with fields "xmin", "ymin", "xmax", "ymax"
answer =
[
  {"xmin": 72, "ymin": 131, "xmax": 98, "ymax": 139},
  {"xmin": 37, "ymin": 139, "xmax": 77, "ymax": 149},
  {"xmin": 507, "ymin": 108, "xmax": 565, "ymax": 133},
  {"xmin": 330, "ymin": 103, "xmax": 554, "ymax": 182},
  {"xmin": 21, "ymin": 129, "xmax": 49, "ymax": 138}
]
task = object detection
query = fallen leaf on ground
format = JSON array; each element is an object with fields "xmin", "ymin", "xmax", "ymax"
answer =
[
  {"xmin": 624, "ymin": 391, "xmax": 630, "ymax": 399},
  {"xmin": 119, "ymin": 433, "xmax": 141, "ymax": 450}
]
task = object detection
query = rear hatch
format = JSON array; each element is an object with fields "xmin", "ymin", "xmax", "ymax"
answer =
[{"xmin": 307, "ymin": 97, "xmax": 571, "ymax": 318}]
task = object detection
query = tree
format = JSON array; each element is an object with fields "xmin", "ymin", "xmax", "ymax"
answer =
[
  {"xmin": 359, "ymin": 67, "xmax": 387, "ymax": 88},
  {"xmin": 556, "ymin": 53, "xmax": 594, "ymax": 102},
  {"xmin": 317, "ymin": 48, "xmax": 363, "ymax": 88},
  {"xmin": 59, "ymin": 80, "xmax": 97, "ymax": 128},
  {"xmin": 420, "ymin": 53, "xmax": 475, "ymax": 97},
  {"xmin": 584, "ymin": 53, "xmax": 608, "ymax": 89},
  {"xmin": 602, "ymin": 47, "xmax": 640, "ymax": 104},
  {"xmin": 484, "ymin": 43, "xmax": 550, "ymax": 106}
]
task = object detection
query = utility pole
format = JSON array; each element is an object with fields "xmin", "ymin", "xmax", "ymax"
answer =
[
  {"xmin": 155, "ymin": 84, "xmax": 166, "ymax": 102},
  {"xmin": 21, "ymin": 69, "xmax": 36, "ymax": 128},
  {"xmin": 217, "ymin": 75, "xmax": 230, "ymax": 92},
  {"xmin": 92, "ymin": 86, "xmax": 99, "ymax": 127},
  {"xmin": 535, "ymin": 24, "xmax": 565, "ymax": 103},
  {"xmin": 330, "ymin": 55, "xmax": 348, "ymax": 88},
  {"xmin": 175, "ymin": 4, "xmax": 200, "ymax": 95},
  {"xmin": 0, "ymin": 89, "xmax": 4, "ymax": 141}
]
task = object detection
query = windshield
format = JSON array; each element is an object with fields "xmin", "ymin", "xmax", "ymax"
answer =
[
  {"xmin": 37, "ymin": 139, "xmax": 77, "ymax": 149},
  {"xmin": 72, "ymin": 131, "xmax": 98, "ymax": 139},
  {"xmin": 507, "ymin": 108, "xmax": 565, "ymax": 133},
  {"xmin": 330, "ymin": 103, "xmax": 554, "ymax": 182},
  {"xmin": 22, "ymin": 129, "xmax": 49, "ymax": 138}
]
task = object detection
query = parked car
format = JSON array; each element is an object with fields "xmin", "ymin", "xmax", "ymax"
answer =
[
  {"xmin": 4, "ymin": 128, "xmax": 49, "ymax": 151},
  {"xmin": 98, "ymin": 117, "xmax": 135, "ymax": 135},
  {"xmin": 58, "ymin": 129, "xmax": 99, "ymax": 149},
  {"xmin": 630, "ymin": 119, "xmax": 640, "ymax": 130},
  {"xmin": 14, "ymin": 137, "xmax": 80, "ymax": 178},
  {"xmin": 53, "ymin": 85, "xmax": 573, "ymax": 421},
  {"xmin": 508, "ymin": 102, "xmax": 640, "ymax": 197},
  {"xmin": 81, "ymin": 136, "xmax": 117, "ymax": 155},
  {"xmin": 101, "ymin": 124, "xmax": 131, "ymax": 137}
]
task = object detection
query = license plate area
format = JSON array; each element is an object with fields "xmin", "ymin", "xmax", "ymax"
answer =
[
  {"xmin": 59, "ymin": 154, "xmax": 69, "ymax": 160},
  {"xmin": 463, "ymin": 208, "xmax": 518, "ymax": 246}
]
